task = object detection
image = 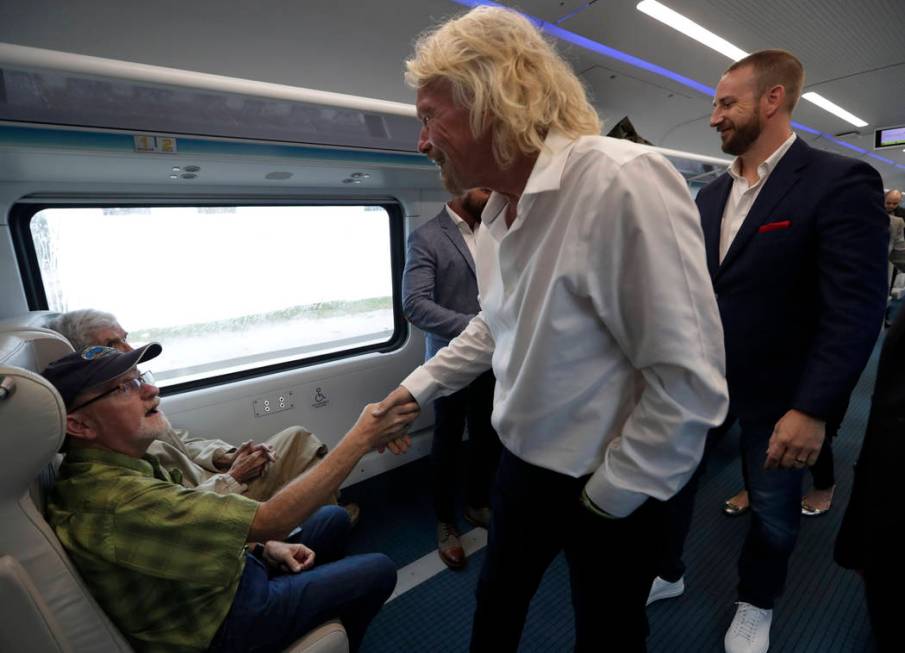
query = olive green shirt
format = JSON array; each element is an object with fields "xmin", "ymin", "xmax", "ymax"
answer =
[{"xmin": 47, "ymin": 447, "xmax": 259, "ymax": 652}]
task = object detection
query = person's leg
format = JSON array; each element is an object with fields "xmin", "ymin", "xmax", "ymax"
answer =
[
  {"xmin": 802, "ymin": 421, "xmax": 837, "ymax": 515},
  {"xmin": 463, "ymin": 370, "xmax": 501, "ymax": 514},
  {"xmin": 568, "ymin": 495, "xmax": 664, "ymax": 652},
  {"xmin": 656, "ymin": 467, "xmax": 701, "ymax": 582},
  {"xmin": 286, "ymin": 505, "xmax": 352, "ymax": 564},
  {"xmin": 431, "ymin": 390, "xmax": 468, "ymax": 524},
  {"xmin": 470, "ymin": 449, "xmax": 564, "ymax": 653},
  {"xmin": 737, "ymin": 419, "xmax": 806, "ymax": 609},
  {"xmin": 244, "ymin": 427, "xmax": 330, "ymax": 501},
  {"xmin": 210, "ymin": 551, "xmax": 396, "ymax": 653},
  {"xmin": 655, "ymin": 416, "xmax": 733, "ymax": 582}
]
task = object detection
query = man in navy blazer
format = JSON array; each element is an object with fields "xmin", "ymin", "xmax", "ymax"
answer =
[
  {"xmin": 402, "ymin": 189, "xmax": 500, "ymax": 570},
  {"xmin": 688, "ymin": 50, "xmax": 887, "ymax": 653}
]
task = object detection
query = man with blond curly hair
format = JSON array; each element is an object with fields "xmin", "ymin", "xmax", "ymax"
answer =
[{"xmin": 374, "ymin": 6, "xmax": 728, "ymax": 650}]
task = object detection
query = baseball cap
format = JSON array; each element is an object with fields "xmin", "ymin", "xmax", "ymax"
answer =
[{"xmin": 42, "ymin": 343, "xmax": 162, "ymax": 410}]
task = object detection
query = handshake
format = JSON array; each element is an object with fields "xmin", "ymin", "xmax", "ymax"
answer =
[{"xmin": 350, "ymin": 386, "xmax": 421, "ymax": 456}]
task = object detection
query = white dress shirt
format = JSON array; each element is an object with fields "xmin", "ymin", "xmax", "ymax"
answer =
[
  {"xmin": 446, "ymin": 205, "xmax": 478, "ymax": 260},
  {"xmin": 402, "ymin": 130, "xmax": 728, "ymax": 517},
  {"xmin": 719, "ymin": 133, "xmax": 797, "ymax": 261}
]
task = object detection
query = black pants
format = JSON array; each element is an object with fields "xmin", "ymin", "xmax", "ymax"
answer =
[
  {"xmin": 470, "ymin": 449, "xmax": 663, "ymax": 653},
  {"xmin": 431, "ymin": 370, "xmax": 500, "ymax": 523}
]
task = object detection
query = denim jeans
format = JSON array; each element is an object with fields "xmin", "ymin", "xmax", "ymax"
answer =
[
  {"xmin": 209, "ymin": 506, "xmax": 396, "ymax": 653},
  {"xmin": 737, "ymin": 419, "xmax": 806, "ymax": 609}
]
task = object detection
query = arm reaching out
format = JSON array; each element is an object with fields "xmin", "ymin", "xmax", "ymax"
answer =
[{"xmin": 248, "ymin": 399, "xmax": 419, "ymax": 541}]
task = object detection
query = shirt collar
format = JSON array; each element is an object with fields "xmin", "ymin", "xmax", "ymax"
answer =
[
  {"xmin": 65, "ymin": 445, "xmax": 161, "ymax": 478},
  {"xmin": 483, "ymin": 129, "xmax": 575, "ymax": 228},
  {"xmin": 445, "ymin": 204, "xmax": 469, "ymax": 230},
  {"xmin": 728, "ymin": 132, "xmax": 796, "ymax": 185},
  {"xmin": 522, "ymin": 129, "xmax": 575, "ymax": 196}
]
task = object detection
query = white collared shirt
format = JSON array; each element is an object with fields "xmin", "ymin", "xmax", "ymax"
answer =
[
  {"xmin": 445, "ymin": 204, "xmax": 478, "ymax": 260},
  {"xmin": 401, "ymin": 130, "xmax": 728, "ymax": 517},
  {"xmin": 719, "ymin": 133, "xmax": 797, "ymax": 262}
]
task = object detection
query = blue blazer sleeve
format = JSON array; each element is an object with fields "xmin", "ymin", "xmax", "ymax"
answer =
[
  {"xmin": 793, "ymin": 159, "xmax": 888, "ymax": 418},
  {"xmin": 402, "ymin": 221, "xmax": 474, "ymax": 341}
]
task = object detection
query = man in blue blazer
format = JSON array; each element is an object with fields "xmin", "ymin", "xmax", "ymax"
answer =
[
  {"xmin": 691, "ymin": 50, "xmax": 888, "ymax": 653},
  {"xmin": 402, "ymin": 189, "xmax": 500, "ymax": 570}
]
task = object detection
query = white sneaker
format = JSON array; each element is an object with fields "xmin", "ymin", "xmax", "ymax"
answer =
[
  {"xmin": 646, "ymin": 576, "xmax": 685, "ymax": 606},
  {"xmin": 724, "ymin": 602, "xmax": 772, "ymax": 653}
]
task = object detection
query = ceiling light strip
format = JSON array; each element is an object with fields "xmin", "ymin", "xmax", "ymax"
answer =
[
  {"xmin": 634, "ymin": 1, "xmax": 871, "ymax": 129},
  {"xmin": 801, "ymin": 92, "xmax": 868, "ymax": 128},
  {"xmin": 451, "ymin": 0, "xmax": 714, "ymax": 95},
  {"xmin": 448, "ymin": 1, "xmax": 900, "ymax": 173},
  {"xmin": 868, "ymin": 153, "xmax": 896, "ymax": 165},
  {"xmin": 636, "ymin": 0, "xmax": 748, "ymax": 61}
]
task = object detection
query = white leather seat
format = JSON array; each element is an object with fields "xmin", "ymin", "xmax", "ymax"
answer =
[{"xmin": 0, "ymin": 314, "xmax": 348, "ymax": 653}]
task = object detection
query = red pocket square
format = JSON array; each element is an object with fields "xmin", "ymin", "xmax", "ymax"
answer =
[{"xmin": 758, "ymin": 220, "xmax": 791, "ymax": 233}]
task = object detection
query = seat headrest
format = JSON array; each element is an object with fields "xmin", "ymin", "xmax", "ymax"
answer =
[
  {"xmin": 0, "ymin": 327, "xmax": 73, "ymax": 373},
  {"xmin": 0, "ymin": 311, "xmax": 59, "ymax": 333},
  {"xmin": 0, "ymin": 365, "xmax": 66, "ymax": 498}
]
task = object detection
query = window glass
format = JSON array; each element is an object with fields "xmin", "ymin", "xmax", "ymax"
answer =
[{"xmin": 30, "ymin": 205, "xmax": 396, "ymax": 386}]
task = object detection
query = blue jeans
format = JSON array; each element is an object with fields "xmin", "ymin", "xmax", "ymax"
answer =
[
  {"xmin": 209, "ymin": 506, "xmax": 396, "ymax": 653},
  {"xmin": 737, "ymin": 419, "xmax": 805, "ymax": 609}
]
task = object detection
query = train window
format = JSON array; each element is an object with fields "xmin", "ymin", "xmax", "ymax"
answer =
[{"xmin": 22, "ymin": 204, "xmax": 402, "ymax": 388}]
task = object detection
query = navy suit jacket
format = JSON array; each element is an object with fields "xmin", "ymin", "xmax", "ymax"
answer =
[
  {"xmin": 696, "ymin": 137, "xmax": 888, "ymax": 423},
  {"xmin": 402, "ymin": 208, "xmax": 480, "ymax": 360}
]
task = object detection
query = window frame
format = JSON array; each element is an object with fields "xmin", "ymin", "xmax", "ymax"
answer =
[{"xmin": 10, "ymin": 198, "xmax": 409, "ymax": 395}]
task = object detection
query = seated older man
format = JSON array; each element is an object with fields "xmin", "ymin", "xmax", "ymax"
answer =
[
  {"xmin": 47, "ymin": 309, "xmax": 359, "ymax": 523},
  {"xmin": 42, "ymin": 343, "xmax": 417, "ymax": 652}
]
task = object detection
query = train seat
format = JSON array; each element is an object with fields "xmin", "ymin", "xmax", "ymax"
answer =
[{"xmin": 0, "ymin": 317, "xmax": 348, "ymax": 653}]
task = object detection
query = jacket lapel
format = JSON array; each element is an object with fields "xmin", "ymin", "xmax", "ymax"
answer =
[
  {"xmin": 717, "ymin": 138, "xmax": 809, "ymax": 277},
  {"xmin": 439, "ymin": 212, "xmax": 476, "ymax": 276},
  {"xmin": 699, "ymin": 176, "xmax": 731, "ymax": 281}
]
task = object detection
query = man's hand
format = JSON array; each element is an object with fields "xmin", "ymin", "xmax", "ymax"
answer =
[
  {"xmin": 212, "ymin": 449, "xmax": 237, "ymax": 471},
  {"xmin": 262, "ymin": 540, "xmax": 316, "ymax": 573},
  {"xmin": 372, "ymin": 386, "xmax": 418, "ymax": 417},
  {"xmin": 764, "ymin": 409, "xmax": 825, "ymax": 469},
  {"xmin": 228, "ymin": 440, "xmax": 276, "ymax": 483},
  {"xmin": 349, "ymin": 395, "xmax": 419, "ymax": 453},
  {"xmin": 369, "ymin": 386, "xmax": 419, "ymax": 454}
]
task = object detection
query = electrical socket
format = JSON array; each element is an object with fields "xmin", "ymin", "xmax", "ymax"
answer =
[{"xmin": 252, "ymin": 390, "xmax": 294, "ymax": 418}]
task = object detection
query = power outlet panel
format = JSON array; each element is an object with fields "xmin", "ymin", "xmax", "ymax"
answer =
[{"xmin": 253, "ymin": 390, "xmax": 294, "ymax": 418}]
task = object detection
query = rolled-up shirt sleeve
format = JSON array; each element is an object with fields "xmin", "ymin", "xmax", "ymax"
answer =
[{"xmin": 582, "ymin": 153, "xmax": 729, "ymax": 516}]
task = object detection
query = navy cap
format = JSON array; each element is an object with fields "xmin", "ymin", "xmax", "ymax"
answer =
[{"xmin": 42, "ymin": 343, "xmax": 162, "ymax": 410}]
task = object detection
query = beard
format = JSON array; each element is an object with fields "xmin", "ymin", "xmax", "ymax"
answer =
[
  {"xmin": 432, "ymin": 149, "xmax": 466, "ymax": 195},
  {"xmin": 140, "ymin": 411, "xmax": 172, "ymax": 442},
  {"xmin": 461, "ymin": 191, "xmax": 489, "ymax": 222},
  {"xmin": 720, "ymin": 112, "xmax": 762, "ymax": 156}
]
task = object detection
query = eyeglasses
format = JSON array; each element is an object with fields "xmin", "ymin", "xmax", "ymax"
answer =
[{"xmin": 70, "ymin": 371, "xmax": 155, "ymax": 412}]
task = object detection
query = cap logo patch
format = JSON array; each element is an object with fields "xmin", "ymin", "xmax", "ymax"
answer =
[{"xmin": 81, "ymin": 345, "xmax": 118, "ymax": 360}]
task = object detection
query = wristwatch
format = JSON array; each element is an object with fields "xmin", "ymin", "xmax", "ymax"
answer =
[{"xmin": 580, "ymin": 488, "xmax": 617, "ymax": 519}]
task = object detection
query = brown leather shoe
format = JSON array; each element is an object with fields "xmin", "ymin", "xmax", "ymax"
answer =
[{"xmin": 437, "ymin": 522, "xmax": 466, "ymax": 570}]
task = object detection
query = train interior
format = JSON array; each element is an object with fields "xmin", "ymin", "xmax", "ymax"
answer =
[{"xmin": 1, "ymin": 1, "xmax": 903, "ymax": 651}]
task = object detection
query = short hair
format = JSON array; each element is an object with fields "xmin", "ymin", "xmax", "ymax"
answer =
[
  {"xmin": 726, "ymin": 50, "xmax": 804, "ymax": 113},
  {"xmin": 47, "ymin": 309, "xmax": 119, "ymax": 351},
  {"xmin": 405, "ymin": 5, "xmax": 601, "ymax": 168}
]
